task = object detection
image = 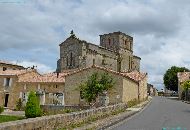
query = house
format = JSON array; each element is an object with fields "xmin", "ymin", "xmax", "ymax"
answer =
[
  {"xmin": 0, "ymin": 60, "xmax": 25, "ymax": 71},
  {"xmin": 177, "ymin": 72, "xmax": 190, "ymax": 99},
  {"xmin": 0, "ymin": 69, "xmax": 40, "ymax": 108},
  {"xmin": 64, "ymin": 65, "xmax": 148, "ymax": 106},
  {"xmin": 18, "ymin": 73, "xmax": 66, "ymax": 106}
]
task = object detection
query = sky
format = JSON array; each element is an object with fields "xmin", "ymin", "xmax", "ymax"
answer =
[{"xmin": 1, "ymin": 0, "xmax": 190, "ymax": 90}]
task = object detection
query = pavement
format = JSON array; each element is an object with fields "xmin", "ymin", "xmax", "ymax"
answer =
[
  {"xmin": 0, "ymin": 109, "xmax": 25, "ymax": 116},
  {"xmin": 110, "ymin": 96, "xmax": 190, "ymax": 130}
]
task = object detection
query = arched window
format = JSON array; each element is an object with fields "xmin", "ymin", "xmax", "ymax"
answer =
[
  {"xmin": 108, "ymin": 38, "xmax": 111, "ymax": 46},
  {"xmin": 70, "ymin": 52, "xmax": 73, "ymax": 66},
  {"xmin": 66, "ymin": 56, "xmax": 69, "ymax": 66},
  {"xmin": 69, "ymin": 52, "xmax": 75, "ymax": 67}
]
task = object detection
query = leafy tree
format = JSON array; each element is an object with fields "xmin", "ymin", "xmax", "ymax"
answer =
[
  {"xmin": 80, "ymin": 72, "xmax": 114, "ymax": 106},
  {"xmin": 182, "ymin": 80, "xmax": 190, "ymax": 91},
  {"xmin": 182, "ymin": 80, "xmax": 190, "ymax": 100},
  {"xmin": 25, "ymin": 91, "xmax": 42, "ymax": 118},
  {"xmin": 163, "ymin": 66, "xmax": 189, "ymax": 91}
]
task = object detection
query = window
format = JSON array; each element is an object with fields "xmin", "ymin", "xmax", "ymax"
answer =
[
  {"xmin": 66, "ymin": 56, "xmax": 69, "ymax": 66},
  {"xmin": 125, "ymin": 40, "xmax": 127, "ymax": 45},
  {"xmin": 3, "ymin": 67, "xmax": 7, "ymax": 71},
  {"xmin": 108, "ymin": 38, "xmax": 111, "ymax": 46},
  {"xmin": 5, "ymin": 78, "xmax": 11, "ymax": 86},
  {"xmin": 69, "ymin": 52, "xmax": 75, "ymax": 67},
  {"xmin": 70, "ymin": 52, "xmax": 73, "ymax": 66}
]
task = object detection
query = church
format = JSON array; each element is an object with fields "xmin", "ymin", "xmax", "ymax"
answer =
[{"xmin": 57, "ymin": 31, "xmax": 141, "ymax": 73}]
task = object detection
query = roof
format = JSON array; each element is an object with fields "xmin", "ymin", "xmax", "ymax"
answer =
[
  {"xmin": 121, "ymin": 71, "xmax": 147, "ymax": 82},
  {"xmin": 0, "ymin": 69, "xmax": 35, "ymax": 76},
  {"xmin": 177, "ymin": 72, "xmax": 190, "ymax": 83},
  {"xmin": 18, "ymin": 72, "xmax": 67, "ymax": 83},
  {"xmin": 65, "ymin": 65, "xmax": 147, "ymax": 83},
  {"xmin": 0, "ymin": 60, "xmax": 24, "ymax": 68}
]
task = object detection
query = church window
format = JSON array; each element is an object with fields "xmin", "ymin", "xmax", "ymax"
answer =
[
  {"xmin": 69, "ymin": 52, "xmax": 75, "ymax": 67},
  {"xmin": 125, "ymin": 40, "xmax": 127, "ymax": 45},
  {"xmin": 108, "ymin": 38, "xmax": 111, "ymax": 46},
  {"xmin": 66, "ymin": 56, "xmax": 69, "ymax": 66}
]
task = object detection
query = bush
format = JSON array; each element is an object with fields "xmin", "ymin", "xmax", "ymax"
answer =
[
  {"xmin": 0, "ymin": 106, "xmax": 4, "ymax": 114},
  {"xmin": 25, "ymin": 91, "xmax": 42, "ymax": 118},
  {"xmin": 127, "ymin": 99, "xmax": 139, "ymax": 108},
  {"xmin": 16, "ymin": 98, "xmax": 24, "ymax": 111}
]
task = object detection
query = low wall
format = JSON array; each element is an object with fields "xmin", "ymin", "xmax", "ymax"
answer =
[
  {"xmin": 0, "ymin": 103, "xmax": 126, "ymax": 130},
  {"xmin": 41, "ymin": 105, "xmax": 90, "ymax": 111}
]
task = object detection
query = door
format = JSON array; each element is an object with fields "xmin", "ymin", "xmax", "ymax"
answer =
[{"xmin": 4, "ymin": 94, "xmax": 9, "ymax": 107}]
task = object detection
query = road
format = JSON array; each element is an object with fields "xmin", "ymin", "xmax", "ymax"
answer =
[{"xmin": 111, "ymin": 97, "xmax": 190, "ymax": 130}]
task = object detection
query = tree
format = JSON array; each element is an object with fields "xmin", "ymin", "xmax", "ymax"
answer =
[
  {"xmin": 182, "ymin": 80, "xmax": 190, "ymax": 100},
  {"xmin": 163, "ymin": 66, "xmax": 189, "ymax": 91},
  {"xmin": 25, "ymin": 91, "xmax": 42, "ymax": 118},
  {"xmin": 79, "ymin": 72, "xmax": 114, "ymax": 106}
]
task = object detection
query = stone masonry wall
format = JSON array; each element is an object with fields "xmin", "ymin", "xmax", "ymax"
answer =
[
  {"xmin": 0, "ymin": 103, "xmax": 126, "ymax": 130},
  {"xmin": 64, "ymin": 67, "xmax": 124, "ymax": 105}
]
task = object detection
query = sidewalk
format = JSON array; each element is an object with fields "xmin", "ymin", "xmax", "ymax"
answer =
[
  {"xmin": 75, "ymin": 98, "xmax": 152, "ymax": 130},
  {"xmin": 0, "ymin": 109, "xmax": 25, "ymax": 116}
]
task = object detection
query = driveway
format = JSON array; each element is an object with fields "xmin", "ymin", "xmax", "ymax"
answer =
[{"xmin": 111, "ymin": 97, "xmax": 190, "ymax": 130}]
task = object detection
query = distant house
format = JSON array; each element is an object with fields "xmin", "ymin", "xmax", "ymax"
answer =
[
  {"xmin": 0, "ymin": 60, "xmax": 25, "ymax": 71},
  {"xmin": 0, "ymin": 69, "xmax": 40, "ymax": 108},
  {"xmin": 177, "ymin": 72, "xmax": 190, "ymax": 99},
  {"xmin": 147, "ymin": 83, "xmax": 158, "ymax": 96}
]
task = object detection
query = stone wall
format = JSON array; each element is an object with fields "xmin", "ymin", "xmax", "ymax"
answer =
[
  {"xmin": 0, "ymin": 103, "xmax": 126, "ymax": 130},
  {"xmin": 139, "ymin": 76, "xmax": 148, "ymax": 101},
  {"xmin": 122, "ymin": 78, "xmax": 139, "ymax": 103},
  {"xmin": 64, "ymin": 67, "xmax": 124, "ymax": 106}
]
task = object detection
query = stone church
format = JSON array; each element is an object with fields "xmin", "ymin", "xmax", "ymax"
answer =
[{"xmin": 57, "ymin": 31, "xmax": 141, "ymax": 73}]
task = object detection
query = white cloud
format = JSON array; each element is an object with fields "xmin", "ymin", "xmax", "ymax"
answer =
[
  {"xmin": 12, "ymin": 61, "xmax": 54, "ymax": 74},
  {"xmin": 1, "ymin": 0, "xmax": 190, "ymax": 90}
]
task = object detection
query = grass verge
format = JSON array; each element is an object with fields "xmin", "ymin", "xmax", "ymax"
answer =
[{"xmin": 0, "ymin": 115, "xmax": 25, "ymax": 123}]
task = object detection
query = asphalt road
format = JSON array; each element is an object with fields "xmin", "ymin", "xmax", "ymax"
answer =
[{"xmin": 111, "ymin": 97, "xmax": 190, "ymax": 130}]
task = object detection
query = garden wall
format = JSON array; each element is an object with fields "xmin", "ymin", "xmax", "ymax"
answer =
[{"xmin": 0, "ymin": 103, "xmax": 126, "ymax": 130}]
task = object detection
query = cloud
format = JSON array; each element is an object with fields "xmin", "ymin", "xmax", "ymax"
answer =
[
  {"xmin": 12, "ymin": 60, "xmax": 54, "ymax": 74},
  {"xmin": 1, "ymin": 0, "xmax": 190, "ymax": 90}
]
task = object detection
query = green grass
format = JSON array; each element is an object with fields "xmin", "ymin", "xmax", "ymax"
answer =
[{"xmin": 0, "ymin": 115, "xmax": 25, "ymax": 123}]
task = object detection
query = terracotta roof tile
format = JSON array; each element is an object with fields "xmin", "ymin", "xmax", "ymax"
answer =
[
  {"xmin": 0, "ymin": 60, "xmax": 24, "ymax": 68},
  {"xmin": 18, "ymin": 72, "xmax": 67, "ymax": 83},
  {"xmin": 121, "ymin": 71, "xmax": 147, "ymax": 82},
  {"xmin": 0, "ymin": 69, "xmax": 35, "ymax": 76},
  {"xmin": 65, "ymin": 65, "xmax": 147, "ymax": 83}
]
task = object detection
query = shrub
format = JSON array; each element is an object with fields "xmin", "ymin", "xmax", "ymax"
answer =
[
  {"xmin": 127, "ymin": 99, "xmax": 138, "ymax": 108},
  {"xmin": 25, "ymin": 91, "xmax": 42, "ymax": 118},
  {"xmin": 16, "ymin": 98, "xmax": 23, "ymax": 111},
  {"xmin": 0, "ymin": 106, "xmax": 4, "ymax": 114}
]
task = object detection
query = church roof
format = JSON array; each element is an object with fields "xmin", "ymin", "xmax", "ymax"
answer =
[{"xmin": 65, "ymin": 65, "xmax": 147, "ymax": 83}]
